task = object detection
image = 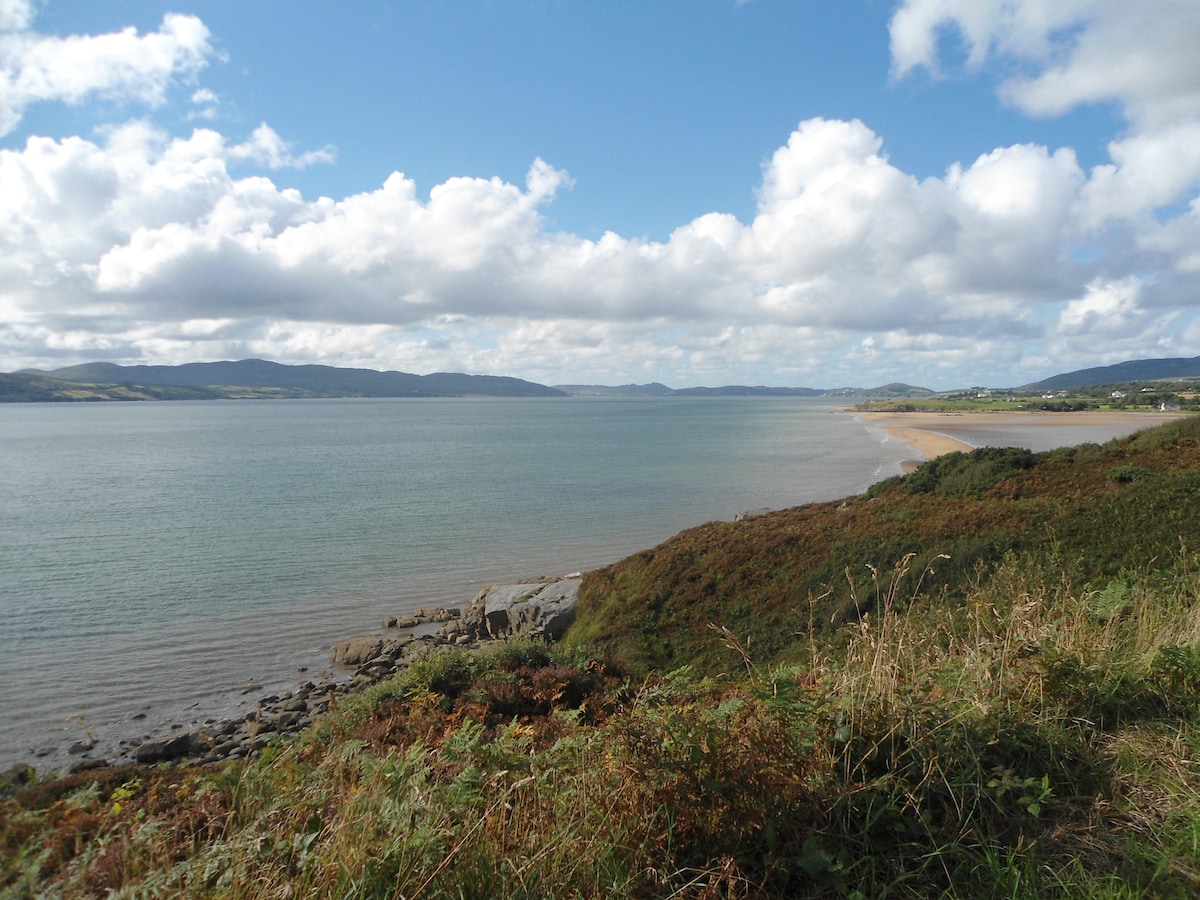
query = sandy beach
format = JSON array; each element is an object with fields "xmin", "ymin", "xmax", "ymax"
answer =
[{"xmin": 856, "ymin": 410, "xmax": 1187, "ymax": 472}]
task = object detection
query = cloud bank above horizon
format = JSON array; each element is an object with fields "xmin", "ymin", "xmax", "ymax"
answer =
[{"xmin": 3, "ymin": 0, "xmax": 1200, "ymax": 389}]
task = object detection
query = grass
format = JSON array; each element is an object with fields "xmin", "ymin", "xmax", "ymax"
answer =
[
  {"xmin": 6, "ymin": 559, "xmax": 1200, "ymax": 897},
  {"xmin": 854, "ymin": 387, "xmax": 1198, "ymax": 413},
  {"xmin": 5, "ymin": 417, "xmax": 1200, "ymax": 897},
  {"xmin": 857, "ymin": 397, "xmax": 1030, "ymax": 412},
  {"xmin": 570, "ymin": 415, "xmax": 1200, "ymax": 676}
]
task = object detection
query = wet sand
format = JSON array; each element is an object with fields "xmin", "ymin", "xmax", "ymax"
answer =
[{"xmin": 856, "ymin": 410, "xmax": 1186, "ymax": 473}]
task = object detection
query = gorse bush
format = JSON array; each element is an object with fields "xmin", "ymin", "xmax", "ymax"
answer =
[
  {"xmin": 902, "ymin": 445, "xmax": 1038, "ymax": 496},
  {"xmin": 1107, "ymin": 464, "xmax": 1153, "ymax": 483}
]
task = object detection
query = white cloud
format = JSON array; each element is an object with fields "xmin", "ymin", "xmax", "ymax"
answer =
[
  {"xmin": 0, "ymin": 9, "xmax": 214, "ymax": 136},
  {"xmin": 3, "ymin": 2, "xmax": 1200, "ymax": 388},
  {"xmin": 1144, "ymin": 197, "xmax": 1200, "ymax": 275},
  {"xmin": 0, "ymin": 1, "xmax": 33, "ymax": 32},
  {"xmin": 1080, "ymin": 123, "xmax": 1200, "ymax": 225},
  {"xmin": 878, "ymin": 0, "xmax": 1200, "ymax": 383},
  {"xmin": 1001, "ymin": 3, "xmax": 1200, "ymax": 130},
  {"xmin": 229, "ymin": 124, "xmax": 335, "ymax": 170},
  {"xmin": 1058, "ymin": 277, "xmax": 1148, "ymax": 335},
  {"xmin": 889, "ymin": 0, "xmax": 1200, "ymax": 129},
  {"xmin": 3, "ymin": 105, "xmax": 1200, "ymax": 387},
  {"xmin": 188, "ymin": 86, "xmax": 218, "ymax": 120}
]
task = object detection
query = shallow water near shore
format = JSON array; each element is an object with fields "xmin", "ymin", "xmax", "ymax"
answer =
[{"xmin": 0, "ymin": 397, "xmax": 1167, "ymax": 771}]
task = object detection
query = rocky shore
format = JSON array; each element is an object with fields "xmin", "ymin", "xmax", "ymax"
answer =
[{"xmin": 4, "ymin": 576, "xmax": 581, "ymax": 785}]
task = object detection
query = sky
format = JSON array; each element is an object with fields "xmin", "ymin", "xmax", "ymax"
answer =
[{"xmin": 2, "ymin": 1, "xmax": 1200, "ymax": 390}]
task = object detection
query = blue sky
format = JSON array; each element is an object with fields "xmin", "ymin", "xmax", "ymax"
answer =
[{"xmin": 2, "ymin": 0, "xmax": 1199, "ymax": 389}]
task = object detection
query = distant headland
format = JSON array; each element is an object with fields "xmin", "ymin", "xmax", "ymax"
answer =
[
  {"xmin": 4, "ymin": 353, "xmax": 1200, "ymax": 402},
  {"xmin": 1, "ymin": 359, "xmax": 931, "ymax": 402}
]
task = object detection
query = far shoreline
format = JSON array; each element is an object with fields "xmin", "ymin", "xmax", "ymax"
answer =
[{"xmin": 855, "ymin": 409, "xmax": 1188, "ymax": 473}]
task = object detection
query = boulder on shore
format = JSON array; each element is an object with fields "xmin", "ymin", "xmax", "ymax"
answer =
[
  {"xmin": 330, "ymin": 635, "xmax": 409, "ymax": 666},
  {"xmin": 68, "ymin": 573, "xmax": 585, "ymax": 777},
  {"xmin": 382, "ymin": 607, "xmax": 462, "ymax": 629},
  {"xmin": 475, "ymin": 578, "xmax": 580, "ymax": 640},
  {"xmin": 320, "ymin": 575, "xmax": 579, "ymax": 717},
  {"xmin": 133, "ymin": 733, "xmax": 193, "ymax": 764},
  {"xmin": 331, "ymin": 636, "xmax": 384, "ymax": 666}
]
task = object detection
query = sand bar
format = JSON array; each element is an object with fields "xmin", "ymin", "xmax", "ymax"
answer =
[{"xmin": 856, "ymin": 410, "xmax": 1187, "ymax": 471}]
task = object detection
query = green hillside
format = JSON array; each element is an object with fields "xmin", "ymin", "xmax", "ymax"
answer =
[
  {"xmin": 570, "ymin": 418, "xmax": 1200, "ymax": 674},
  {"xmin": 38, "ymin": 359, "xmax": 567, "ymax": 398},
  {"xmin": 0, "ymin": 372, "xmax": 239, "ymax": 402},
  {"xmin": 1023, "ymin": 355, "xmax": 1200, "ymax": 391},
  {"xmin": 6, "ymin": 416, "xmax": 1200, "ymax": 898}
]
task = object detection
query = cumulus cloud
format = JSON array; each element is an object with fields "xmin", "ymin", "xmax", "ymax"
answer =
[
  {"xmin": 887, "ymin": 0, "xmax": 1200, "ymax": 224},
  {"xmin": 880, "ymin": 0, "xmax": 1200, "ymax": 379},
  {"xmin": 3, "ymin": 1, "xmax": 1200, "ymax": 387},
  {"xmin": 0, "ymin": 7, "xmax": 213, "ymax": 136},
  {"xmin": 229, "ymin": 124, "xmax": 335, "ymax": 170},
  {"xmin": 5, "ymin": 101, "xmax": 1197, "ymax": 386},
  {"xmin": 1080, "ymin": 123, "xmax": 1200, "ymax": 225},
  {"xmin": 0, "ymin": 0, "xmax": 33, "ymax": 32},
  {"xmin": 889, "ymin": 1, "xmax": 1200, "ymax": 127},
  {"xmin": 1058, "ymin": 277, "xmax": 1150, "ymax": 335},
  {"xmin": 1, "ymin": 99, "xmax": 1197, "ymax": 382}
]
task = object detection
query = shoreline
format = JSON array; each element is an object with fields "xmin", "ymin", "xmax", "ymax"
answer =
[
  {"xmin": 856, "ymin": 409, "xmax": 1186, "ymax": 472},
  {"xmin": 11, "ymin": 405, "xmax": 1186, "ymax": 778},
  {"xmin": 9, "ymin": 582, "xmax": 580, "ymax": 780}
]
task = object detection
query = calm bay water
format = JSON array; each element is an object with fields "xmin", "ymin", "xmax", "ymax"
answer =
[{"xmin": 2, "ymin": 396, "xmax": 909, "ymax": 769}]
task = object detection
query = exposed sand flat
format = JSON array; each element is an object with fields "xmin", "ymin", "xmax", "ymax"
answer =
[{"xmin": 856, "ymin": 410, "xmax": 1186, "ymax": 471}]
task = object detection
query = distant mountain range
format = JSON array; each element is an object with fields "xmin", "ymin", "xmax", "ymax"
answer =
[
  {"xmin": 1021, "ymin": 356, "xmax": 1200, "ymax": 391},
  {"xmin": 9, "ymin": 359, "xmax": 567, "ymax": 401},
  {"xmin": 0, "ymin": 360, "xmax": 939, "ymax": 403},
  {"xmin": 4, "ymin": 354, "xmax": 1197, "ymax": 403}
]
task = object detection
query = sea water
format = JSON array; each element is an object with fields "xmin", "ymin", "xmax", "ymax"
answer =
[
  {"xmin": 0, "ymin": 397, "xmax": 1156, "ymax": 770},
  {"xmin": 1, "ymin": 396, "xmax": 899, "ymax": 769}
]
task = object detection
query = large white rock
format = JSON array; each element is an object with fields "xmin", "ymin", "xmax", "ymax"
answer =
[{"xmin": 482, "ymin": 578, "xmax": 581, "ymax": 639}]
